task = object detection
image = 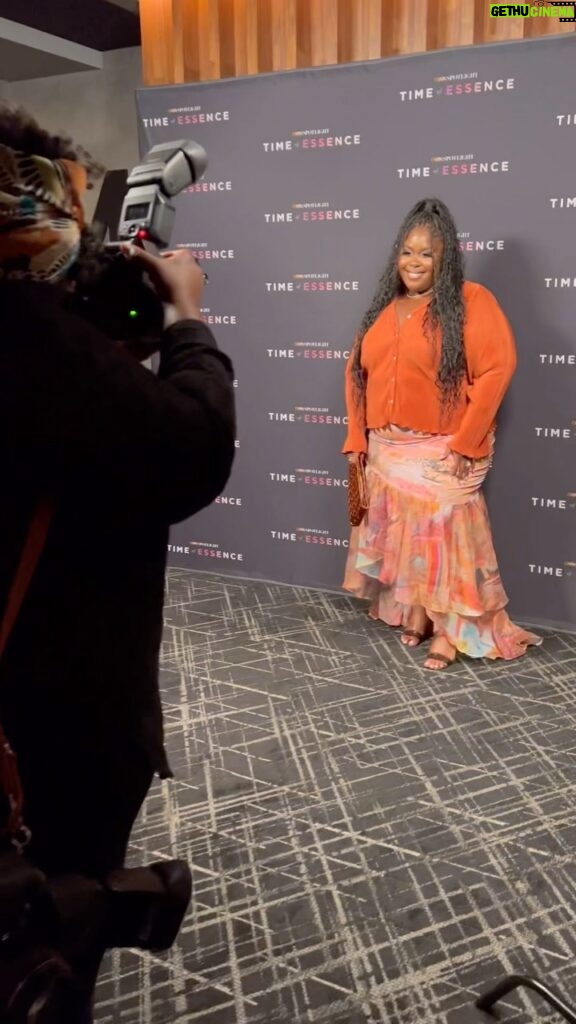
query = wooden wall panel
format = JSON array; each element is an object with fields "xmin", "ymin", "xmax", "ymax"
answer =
[
  {"xmin": 256, "ymin": 0, "xmax": 297, "ymax": 73},
  {"xmin": 179, "ymin": 0, "xmax": 222, "ymax": 82},
  {"xmin": 523, "ymin": 7, "xmax": 576, "ymax": 37},
  {"xmin": 381, "ymin": 0, "xmax": 429, "ymax": 57},
  {"xmin": 338, "ymin": 0, "xmax": 382, "ymax": 63},
  {"xmin": 217, "ymin": 0, "xmax": 236, "ymax": 80},
  {"xmin": 427, "ymin": 0, "xmax": 475, "ymax": 52},
  {"xmin": 270, "ymin": 0, "xmax": 298, "ymax": 71},
  {"xmin": 140, "ymin": 0, "xmax": 177, "ymax": 86},
  {"xmin": 140, "ymin": 0, "xmax": 576, "ymax": 86},
  {"xmin": 297, "ymin": 0, "xmax": 338, "ymax": 67},
  {"xmin": 221, "ymin": 0, "xmax": 259, "ymax": 78},
  {"xmin": 474, "ymin": 1, "xmax": 525, "ymax": 42}
]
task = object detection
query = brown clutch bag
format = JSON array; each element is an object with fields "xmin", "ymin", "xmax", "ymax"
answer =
[{"xmin": 348, "ymin": 459, "xmax": 368, "ymax": 527}]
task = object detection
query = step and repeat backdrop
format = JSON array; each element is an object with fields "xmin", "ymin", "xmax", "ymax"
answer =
[{"xmin": 138, "ymin": 33, "xmax": 576, "ymax": 631}]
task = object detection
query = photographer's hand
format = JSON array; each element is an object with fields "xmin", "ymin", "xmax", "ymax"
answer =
[{"xmin": 122, "ymin": 246, "xmax": 205, "ymax": 323}]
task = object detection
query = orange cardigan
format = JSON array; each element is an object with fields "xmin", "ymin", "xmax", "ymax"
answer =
[{"xmin": 343, "ymin": 281, "xmax": 517, "ymax": 460}]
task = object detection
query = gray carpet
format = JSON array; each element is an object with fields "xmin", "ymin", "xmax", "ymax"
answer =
[{"xmin": 94, "ymin": 569, "xmax": 576, "ymax": 1023}]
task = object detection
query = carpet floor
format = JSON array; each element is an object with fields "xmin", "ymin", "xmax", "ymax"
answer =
[{"xmin": 94, "ymin": 569, "xmax": 576, "ymax": 1024}]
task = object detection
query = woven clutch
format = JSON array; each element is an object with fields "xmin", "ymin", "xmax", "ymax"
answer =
[{"xmin": 348, "ymin": 460, "xmax": 368, "ymax": 527}]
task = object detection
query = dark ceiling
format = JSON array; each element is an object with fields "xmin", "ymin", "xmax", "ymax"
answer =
[{"xmin": 0, "ymin": 0, "xmax": 140, "ymax": 51}]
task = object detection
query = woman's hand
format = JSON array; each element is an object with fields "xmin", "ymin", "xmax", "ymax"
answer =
[
  {"xmin": 445, "ymin": 451, "xmax": 472, "ymax": 479},
  {"xmin": 347, "ymin": 453, "xmax": 366, "ymax": 466}
]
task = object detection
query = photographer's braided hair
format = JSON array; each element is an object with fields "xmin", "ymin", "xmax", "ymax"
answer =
[{"xmin": 351, "ymin": 197, "xmax": 466, "ymax": 410}]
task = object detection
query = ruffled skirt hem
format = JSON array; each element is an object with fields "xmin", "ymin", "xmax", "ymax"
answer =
[
  {"xmin": 344, "ymin": 568, "xmax": 541, "ymax": 661},
  {"xmin": 343, "ymin": 428, "xmax": 541, "ymax": 662}
]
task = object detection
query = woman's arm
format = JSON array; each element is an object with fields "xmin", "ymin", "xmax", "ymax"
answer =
[
  {"xmin": 342, "ymin": 337, "xmax": 368, "ymax": 455},
  {"xmin": 450, "ymin": 285, "xmax": 517, "ymax": 460}
]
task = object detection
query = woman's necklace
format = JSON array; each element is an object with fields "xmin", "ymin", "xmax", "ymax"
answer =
[{"xmin": 405, "ymin": 287, "xmax": 433, "ymax": 299}]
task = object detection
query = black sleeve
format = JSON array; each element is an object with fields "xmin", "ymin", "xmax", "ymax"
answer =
[{"xmin": 1, "ymin": 307, "xmax": 236, "ymax": 525}]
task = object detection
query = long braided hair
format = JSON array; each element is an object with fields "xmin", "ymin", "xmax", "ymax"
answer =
[{"xmin": 352, "ymin": 198, "xmax": 466, "ymax": 410}]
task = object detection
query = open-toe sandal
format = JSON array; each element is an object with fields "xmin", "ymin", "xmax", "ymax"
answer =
[
  {"xmin": 400, "ymin": 623, "xmax": 433, "ymax": 648},
  {"xmin": 424, "ymin": 650, "xmax": 458, "ymax": 671}
]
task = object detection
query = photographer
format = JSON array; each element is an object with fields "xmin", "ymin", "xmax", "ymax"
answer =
[{"xmin": 0, "ymin": 107, "xmax": 236, "ymax": 1018}]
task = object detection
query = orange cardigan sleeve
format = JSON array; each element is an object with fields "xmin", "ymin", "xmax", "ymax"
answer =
[
  {"xmin": 450, "ymin": 286, "xmax": 517, "ymax": 460},
  {"xmin": 343, "ymin": 338, "xmax": 368, "ymax": 454}
]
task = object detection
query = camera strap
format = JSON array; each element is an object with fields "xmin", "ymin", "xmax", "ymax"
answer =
[{"xmin": 0, "ymin": 498, "xmax": 53, "ymax": 847}]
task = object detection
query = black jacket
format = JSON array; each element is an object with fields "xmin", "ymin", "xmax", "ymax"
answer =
[{"xmin": 0, "ymin": 282, "xmax": 235, "ymax": 779}]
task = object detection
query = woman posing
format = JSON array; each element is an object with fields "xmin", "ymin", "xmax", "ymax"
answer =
[{"xmin": 343, "ymin": 197, "xmax": 540, "ymax": 670}]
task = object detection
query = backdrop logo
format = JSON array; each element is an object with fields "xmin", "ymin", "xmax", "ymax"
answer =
[
  {"xmin": 143, "ymin": 106, "xmax": 231, "ymax": 129},
  {"xmin": 267, "ymin": 342, "xmax": 351, "ymax": 359},
  {"xmin": 458, "ymin": 232, "xmax": 505, "ymax": 252},
  {"xmin": 142, "ymin": 116, "xmax": 170, "ymax": 129},
  {"xmin": 266, "ymin": 274, "xmax": 359, "ymax": 292},
  {"xmin": 264, "ymin": 202, "xmax": 360, "ymax": 224},
  {"xmin": 173, "ymin": 110, "xmax": 230, "ymax": 125},
  {"xmin": 171, "ymin": 541, "xmax": 244, "ymax": 562},
  {"xmin": 270, "ymin": 528, "xmax": 349, "ymax": 547},
  {"xmin": 530, "ymin": 561, "xmax": 576, "ymax": 582},
  {"xmin": 269, "ymin": 468, "xmax": 348, "ymax": 488},
  {"xmin": 490, "ymin": 4, "xmax": 576, "ymax": 20},
  {"xmin": 550, "ymin": 197, "xmax": 576, "ymax": 209},
  {"xmin": 177, "ymin": 242, "xmax": 235, "ymax": 261},
  {"xmin": 539, "ymin": 353, "xmax": 576, "ymax": 366},
  {"xmin": 268, "ymin": 407, "xmax": 348, "ymax": 426},
  {"xmin": 186, "ymin": 179, "xmax": 232, "ymax": 194},
  {"xmin": 533, "ymin": 425, "xmax": 576, "ymax": 438},
  {"xmin": 544, "ymin": 277, "xmax": 576, "ymax": 288},
  {"xmin": 528, "ymin": 563, "xmax": 565, "ymax": 577},
  {"xmin": 262, "ymin": 129, "xmax": 361, "ymax": 153},
  {"xmin": 531, "ymin": 495, "xmax": 575, "ymax": 510},
  {"xmin": 200, "ymin": 306, "xmax": 238, "ymax": 325},
  {"xmin": 556, "ymin": 114, "xmax": 576, "ymax": 125},
  {"xmin": 400, "ymin": 72, "xmax": 515, "ymax": 101},
  {"xmin": 214, "ymin": 494, "xmax": 243, "ymax": 507},
  {"xmin": 397, "ymin": 154, "xmax": 509, "ymax": 179}
]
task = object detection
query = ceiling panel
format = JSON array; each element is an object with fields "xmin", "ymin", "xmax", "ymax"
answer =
[
  {"xmin": 0, "ymin": 34, "xmax": 101, "ymax": 80},
  {"xmin": 0, "ymin": 0, "xmax": 140, "ymax": 50}
]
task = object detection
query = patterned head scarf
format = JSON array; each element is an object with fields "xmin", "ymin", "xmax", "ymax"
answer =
[{"xmin": 0, "ymin": 144, "xmax": 87, "ymax": 282}]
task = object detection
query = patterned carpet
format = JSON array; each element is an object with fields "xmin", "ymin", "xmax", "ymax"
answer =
[{"xmin": 94, "ymin": 569, "xmax": 576, "ymax": 1024}]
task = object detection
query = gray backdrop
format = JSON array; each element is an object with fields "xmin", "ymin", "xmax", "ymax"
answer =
[{"xmin": 137, "ymin": 34, "xmax": 576, "ymax": 632}]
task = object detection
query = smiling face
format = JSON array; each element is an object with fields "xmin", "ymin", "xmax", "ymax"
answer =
[{"xmin": 397, "ymin": 225, "xmax": 443, "ymax": 296}]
